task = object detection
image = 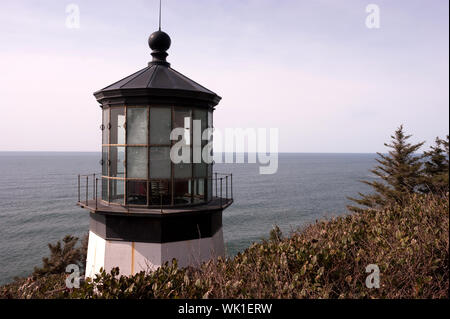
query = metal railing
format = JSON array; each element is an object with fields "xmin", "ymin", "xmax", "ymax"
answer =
[
  {"xmin": 77, "ymin": 172, "xmax": 233, "ymax": 211},
  {"xmin": 211, "ymin": 173, "xmax": 233, "ymax": 208},
  {"xmin": 77, "ymin": 173, "xmax": 99, "ymax": 210}
]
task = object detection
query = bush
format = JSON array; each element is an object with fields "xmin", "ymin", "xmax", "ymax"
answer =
[
  {"xmin": 70, "ymin": 193, "xmax": 448, "ymax": 299},
  {"xmin": 2, "ymin": 193, "xmax": 447, "ymax": 299}
]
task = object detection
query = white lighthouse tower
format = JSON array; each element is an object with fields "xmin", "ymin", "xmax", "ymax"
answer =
[{"xmin": 77, "ymin": 26, "xmax": 232, "ymax": 278}]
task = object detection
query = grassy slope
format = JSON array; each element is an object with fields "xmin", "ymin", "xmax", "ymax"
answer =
[{"xmin": 1, "ymin": 193, "xmax": 448, "ymax": 299}]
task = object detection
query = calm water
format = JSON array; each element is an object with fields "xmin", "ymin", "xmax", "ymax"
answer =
[{"xmin": 0, "ymin": 152, "xmax": 376, "ymax": 285}]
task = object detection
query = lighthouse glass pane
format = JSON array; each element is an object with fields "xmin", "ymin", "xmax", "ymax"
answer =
[
  {"xmin": 110, "ymin": 146, "xmax": 125, "ymax": 178},
  {"xmin": 110, "ymin": 107, "xmax": 125, "ymax": 145},
  {"xmin": 193, "ymin": 109, "xmax": 207, "ymax": 133},
  {"xmin": 172, "ymin": 134, "xmax": 191, "ymax": 178},
  {"xmin": 109, "ymin": 179, "xmax": 125, "ymax": 204},
  {"xmin": 102, "ymin": 178, "xmax": 108, "ymax": 201},
  {"xmin": 193, "ymin": 163, "xmax": 207, "ymax": 177},
  {"xmin": 174, "ymin": 162, "xmax": 192, "ymax": 179},
  {"xmin": 127, "ymin": 107, "xmax": 148, "ymax": 145},
  {"xmin": 149, "ymin": 147, "xmax": 171, "ymax": 179},
  {"xmin": 174, "ymin": 109, "xmax": 191, "ymax": 131},
  {"xmin": 172, "ymin": 109, "xmax": 191, "ymax": 179},
  {"xmin": 192, "ymin": 109, "xmax": 207, "ymax": 170},
  {"xmin": 174, "ymin": 109, "xmax": 191, "ymax": 151},
  {"xmin": 102, "ymin": 147, "xmax": 108, "ymax": 176},
  {"xmin": 127, "ymin": 147, "xmax": 148, "ymax": 178},
  {"xmin": 148, "ymin": 180, "xmax": 172, "ymax": 205},
  {"xmin": 193, "ymin": 179, "xmax": 205, "ymax": 203},
  {"xmin": 127, "ymin": 181, "xmax": 147, "ymax": 205},
  {"xmin": 173, "ymin": 180, "xmax": 192, "ymax": 205},
  {"xmin": 192, "ymin": 109, "xmax": 208, "ymax": 179},
  {"xmin": 207, "ymin": 175, "xmax": 212, "ymax": 201},
  {"xmin": 207, "ymin": 164, "xmax": 213, "ymax": 201},
  {"xmin": 102, "ymin": 108, "xmax": 109, "ymax": 145},
  {"xmin": 150, "ymin": 107, "xmax": 171, "ymax": 145}
]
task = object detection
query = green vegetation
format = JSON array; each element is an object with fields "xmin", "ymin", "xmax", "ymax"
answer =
[
  {"xmin": 73, "ymin": 194, "xmax": 448, "ymax": 299},
  {"xmin": 421, "ymin": 135, "xmax": 449, "ymax": 193},
  {"xmin": 33, "ymin": 235, "xmax": 88, "ymax": 277},
  {"xmin": 1, "ymin": 193, "xmax": 448, "ymax": 299},
  {"xmin": 0, "ymin": 125, "xmax": 448, "ymax": 299},
  {"xmin": 348, "ymin": 126, "xmax": 448, "ymax": 212}
]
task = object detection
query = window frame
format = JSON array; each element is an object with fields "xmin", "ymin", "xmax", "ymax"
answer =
[{"xmin": 100, "ymin": 104, "xmax": 213, "ymax": 207}]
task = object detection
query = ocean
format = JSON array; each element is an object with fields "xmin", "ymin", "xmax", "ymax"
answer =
[{"xmin": 0, "ymin": 152, "xmax": 376, "ymax": 285}]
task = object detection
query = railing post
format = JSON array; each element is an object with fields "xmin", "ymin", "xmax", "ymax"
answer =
[
  {"xmin": 95, "ymin": 178, "xmax": 98, "ymax": 211},
  {"xmin": 215, "ymin": 172, "xmax": 218, "ymax": 198},
  {"xmin": 220, "ymin": 178, "xmax": 223, "ymax": 207},
  {"xmin": 92, "ymin": 174, "xmax": 96, "ymax": 200},
  {"xmin": 77, "ymin": 175, "xmax": 80, "ymax": 203},
  {"xmin": 85, "ymin": 176, "xmax": 88, "ymax": 206},
  {"xmin": 225, "ymin": 176, "xmax": 228, "ymax": 200},
  {"xmin": 231, "ymin": 173, "xmax": 233, "ymax": 200}
]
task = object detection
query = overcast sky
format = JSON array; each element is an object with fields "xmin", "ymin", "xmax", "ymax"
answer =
[{"xmin": 0, "ymin": 0, "xmax": 448, "ymax": 152}]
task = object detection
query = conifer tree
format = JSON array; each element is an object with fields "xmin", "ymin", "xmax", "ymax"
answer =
[
  {"xmin": 348, "ymin": 125, "xmax": 425, "ymax": 212},
  {"xmin": 33, "ymin": 235, "xmax": 82, "ymax": 277},
  {"xmin": 421, "ymin": 135, "xmax": 449, "ymax": 193}
]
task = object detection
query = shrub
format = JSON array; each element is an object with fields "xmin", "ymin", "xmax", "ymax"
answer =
[
  {"xmin": 2, "ymin": 194, "xmax": 447, "ymax": 299},
  {"xmin": 70, "ymin": 193, "xmax": 449, "ymax": 299}
]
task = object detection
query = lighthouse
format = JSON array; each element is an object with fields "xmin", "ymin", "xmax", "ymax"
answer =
[{"xmin": 77, "ymin": 27, "xmax": 233, "ymax": 278}]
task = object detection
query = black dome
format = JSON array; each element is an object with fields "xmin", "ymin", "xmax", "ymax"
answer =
[
  {"xmin": 148, "ymin": 30, "xmax": 171, "ymax": 51},
  {"xmin": 94, "ymin": 29, "xmax": 221, "ymax": 108}
]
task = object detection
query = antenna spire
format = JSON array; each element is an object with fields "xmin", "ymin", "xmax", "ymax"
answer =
[
  {"xmin": 148, "ymin": 0, "xmax": 171, "ymax": 66},
  {"xmin": 159, "ymin": 0, "xmax": 162, "ymax": 31}
]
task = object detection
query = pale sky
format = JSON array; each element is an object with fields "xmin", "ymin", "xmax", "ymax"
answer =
[{"xmin": 0, "ymin": 0, "xmax": 448, "ymax": 152}]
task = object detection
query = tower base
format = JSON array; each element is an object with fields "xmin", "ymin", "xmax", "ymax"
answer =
[{"xmin": 84, "ymin": 209, "xmax": 225, "ymax": 278}]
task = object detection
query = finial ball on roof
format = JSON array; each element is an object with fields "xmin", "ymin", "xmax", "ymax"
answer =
[{"xmin": 148, "ymin": 30, "xmax": 171, "ymax": 52}]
